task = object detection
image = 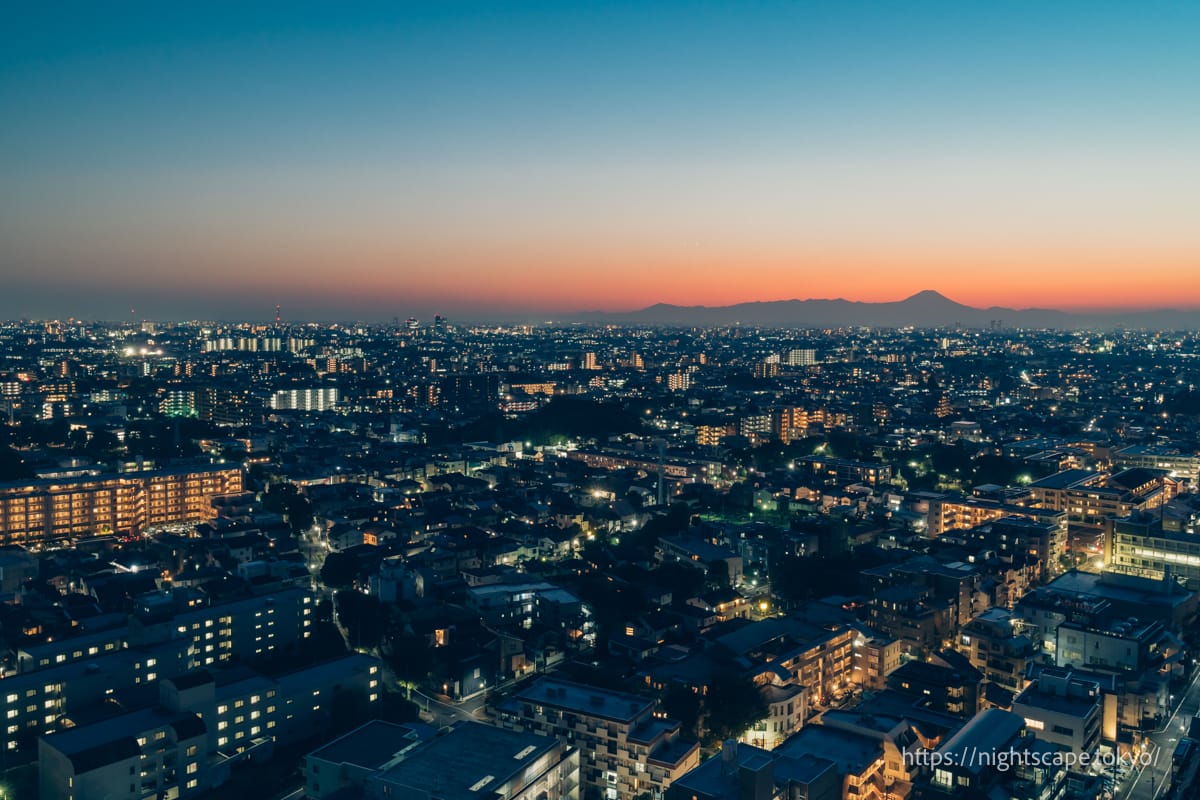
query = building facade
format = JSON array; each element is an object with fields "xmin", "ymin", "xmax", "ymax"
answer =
[
  {"xmin": 0, "ymin": 465, "xmax": 243, "ymax": 546},
  {"xmin": 496, "ymin": 677, "xmax": 699, "ymax": 800}
]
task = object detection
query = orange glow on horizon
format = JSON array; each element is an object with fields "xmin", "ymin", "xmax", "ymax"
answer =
[{"xmin": 39, "ymin": 225, "xmax": 1200, "ymax": 315}]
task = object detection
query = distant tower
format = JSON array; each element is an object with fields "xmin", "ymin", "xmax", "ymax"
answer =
[{"xmin": 275, "ymin": 304, "xmax": 282, "ymax": 325}]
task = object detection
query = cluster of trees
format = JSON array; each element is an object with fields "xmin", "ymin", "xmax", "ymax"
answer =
[
  {"xmin": 661, "ymin": 669, "xmax": 769, "ymax": 747},
  {"xmin": 426, "ymin": 397, "xmax": 644, "ymax": 446},
  {"xmin": 261, "ymin": 482, "xmax": 314, "ymax": 533},
  {"xmin": 770, "ymin": 546, "xmax": 887, "ymax": 604}
]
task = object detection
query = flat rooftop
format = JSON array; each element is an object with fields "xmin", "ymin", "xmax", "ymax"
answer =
[
  {"xmin": 509, "ymin": 677, "xmax": 653, "ymax": 724},
  {"xmin": 1045, "ymin": 569, "xmax": 1194, "ymax": 610},
  {"xmin": 775, "ymin": 724, "xmax": 883, "ymax": 774},
  {"xmin": 1030, "ymin": 469, "xmax": 1099, "ymax": 491},
  {"xmin": 308, "ymin": 720, "xmax": 427, "ymax": 769},
  {"xmin": 372, "ymin": 722, "xmax": 564, "ymax": 800}
]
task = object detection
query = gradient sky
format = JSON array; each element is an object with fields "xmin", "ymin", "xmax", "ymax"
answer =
[{"xmin": 2, "ymin": 1, "xmax": 1199, "ymax": 321}]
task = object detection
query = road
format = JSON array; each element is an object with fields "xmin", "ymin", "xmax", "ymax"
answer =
[
  {"xmin": 410, "ymin": 688, "xmax": 489, "ymax": 726},
  {"xmin": 1123, "ymin": 666, "xmax": 1200, "ymax": 800}
]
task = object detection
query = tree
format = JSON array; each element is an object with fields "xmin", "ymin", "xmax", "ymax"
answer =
[
  {"xmin": 388, "ymin": 632, "xmax": 434, "ymax": 684},
  {"xmin": 0, "ymin": 446, "xmax": 33, "ymax": 481},
  {"xmin": 263, "ymin": 482, "xmax": 314, "ymax": 533},
  {"xmin": 703, "ymin": 670, "xmax": 768, "ymax": 746},
  {"xmin": 662, "ymin": 684, "xmax": 702, "ymax": 738},
  {"xmin": 335, "ymin": 590, "xmax": 387, "ymax": 650},
  {"xmin": 320, "ymin": 551, "xmax": 359, "ymax": 589},
  {"xmin": 650, "ymin": 562, "xmax": 706, "ymax": 604}
]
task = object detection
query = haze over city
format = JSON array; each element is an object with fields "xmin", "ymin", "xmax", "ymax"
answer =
[{"xmin": 3, "ymin": 1, "xmax": 1200, "ymax": 320}]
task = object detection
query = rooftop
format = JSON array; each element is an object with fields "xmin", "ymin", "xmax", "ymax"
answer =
[
  {"xmin": 371, "ymin": 721, "xmax": 565, "ymax": 800},
  {"xmin": 1030, "ymin": 469, "xmax": 1100, "ymax": 491},
  {"xmin": 506, "ymin": 677, "xmax": 653, "ymax": 724},
  {"xmin": 775, "ymin": 724, "xmax": 883, "ymax": 774},
  {"xmin": 308, "ymin": 720, "xmax": 428, "ymax": 770},
  {"xmin": 936, "ymin": 709, "xmax": 1025, "ymax": 775}
]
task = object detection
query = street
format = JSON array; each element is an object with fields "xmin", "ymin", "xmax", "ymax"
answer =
[
  {"xmin": 410, "ymin": 687, "xmax": 489, "ymax": 726},
  {"xmin": 1123, "ymin": 666, "xmax": 1200, "ymax": 800}
]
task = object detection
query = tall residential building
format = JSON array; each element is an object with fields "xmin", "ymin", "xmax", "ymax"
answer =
[
  {"xmin": 496, "ymin": 677, "xmax": 699, "ymax": 800},
  {"xmin": 667, "ymin": 371, "xmax": 692, "ymax": 392},
  {"xmin": 269, "ymin": 386, "xmax": 339, "ymax": 412},
  {"xmin": 786, "ymin": 348, "xmax": 816, "ymax": 366},
  {"xmin": 38, "ymin": 654, "xmax": 381, "ymax": 800},
  {"xmin": 364, "ymin": 721, "xmax": 579, "ymax": 800},
  {"xmin": 0, "ymin": 465, "xmax": 243, "ymax": 546},
  {"xmin": 1105, "ymin": 512, "xmax": 1200, "ymax": 588},
  {"xmin": 3, "ymin": 589, "xmax": 316, "ymax": 752}
]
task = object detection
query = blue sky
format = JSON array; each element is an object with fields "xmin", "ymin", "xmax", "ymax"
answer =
[{"xmin": 2, "ymin": 1, "xmax": 1198, "ymax": 319}]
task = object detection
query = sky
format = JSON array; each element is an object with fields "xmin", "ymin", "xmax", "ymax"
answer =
[{"xmin": 2, "ymin": 1, "xmax": 1199, "ymax": 321}]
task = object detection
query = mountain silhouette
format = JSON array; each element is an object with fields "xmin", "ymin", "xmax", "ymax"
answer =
[{"xmin": 573, "ymin": 291, "xmax": 1200, "ymax": 329}]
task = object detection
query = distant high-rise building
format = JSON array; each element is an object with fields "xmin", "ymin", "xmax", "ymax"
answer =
[
  {"xmin": 786, "ymin": 348, "xmax": 816, "ymax": 366},
  {"xmin": 269, "ymin": 387, "xmax": 339, "ymax": 412},
  {"xmin": 437, "ymin": 373, "xmax": 500, "ymax": 411},
  {"xmin": 667, "ymin": 371, "xmax": 692, "ymax": 392},
  {"xmin": 159, "ymin": 389, "xmax": 197, "ymax": 417}
]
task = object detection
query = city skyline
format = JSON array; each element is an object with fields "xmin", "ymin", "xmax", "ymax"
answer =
[{"xmin": 3, "ymin": 2, "xmax": 1200, "ymax": 320}]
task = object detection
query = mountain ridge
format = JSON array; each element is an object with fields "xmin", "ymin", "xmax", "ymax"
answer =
[{"xmin": 570, "ymin": 291, "xmax": 1200, "ymax": 329}]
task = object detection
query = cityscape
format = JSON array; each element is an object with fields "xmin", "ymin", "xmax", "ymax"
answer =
[
  {"xmin": 0, "ymin": 317, "xmax": 1198, "ymax": 800},
  {"xmin": 4, "ymin": 3, "xmax": 1200, "ymax": 800}
]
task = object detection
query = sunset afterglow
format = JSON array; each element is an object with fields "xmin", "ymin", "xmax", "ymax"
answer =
[{"xmin": 2, "ymin": 2, "xmax": 1199, "ymax": 319}]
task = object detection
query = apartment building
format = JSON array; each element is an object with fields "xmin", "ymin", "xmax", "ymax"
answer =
[
  {"xmin": 926, "ymin": 494, "xmax": 1066, "ymax": 541},
  {"xmin": 39, "ymin": 707, "xmax": 209, "ymax": 800},
  {"xmin": 304, "ymin": 721, "xmax": 427, "ymax": 800},
  {"xmin": 667, "ymin": 739, "xmax": 840, "ymax": 800},
  {"xmin": 0, "ymin": 465, "xmax": 243, "ymax": 546},
  {"xmin": 363, "ymin": 721, "xmax": 580, "ymax": 800},
  {"xmin": 1106, "ymin": 512, "xmax": 1200, "ymax": 589},
  {"xmin": 957, "ymin": 608, "xmax": 1035, "ymax": 692},
  {"xmin": 925, "ymin": 710, "xmax": 1060, "ymax": 798},
  {"xmin": 943, "ymin": 515, "xmax": 1067, "ymax": 581},
  {"xmin": 1012, "ymin": 669, "xmax": 1102, "ymax": 755},
  {"xmin": 713, "ymin": 618, "xmax": 858, "ymax": 707},
  {"xmin": 795, "ymin": 456, "xmax": 893, "ymax": 487},
  {"xmin": 496, "ymin": 677, "xmax": 699, "ymax": 800},
  {"xmin": 1112, "ymin": 445, "xmax": 1200, "ymax": 484},
  {"xmin": 37, "ymin": 653, "xmax": 381, "ymax": 800},
  {"xmin": 743, "ymin": 682, "xmax": 807, "ymax": 751},
  {"xmin": 1030, "ymin": 468, "xmax": 1178, "ymax": 530},
  {"xmin": 1055, "ymin": 618, "xmax": 1178, "ymax": 675},
  {"xmin": 851, "ymin": 630, "xmax": 903, "ymax": 691},
  {"xmin": 127, "ymin": 587, "xmax": 315, "ymax": 667},
  {"xmin": 3, "ymin": 589, "xmax": 314, "ymax": 753}
]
